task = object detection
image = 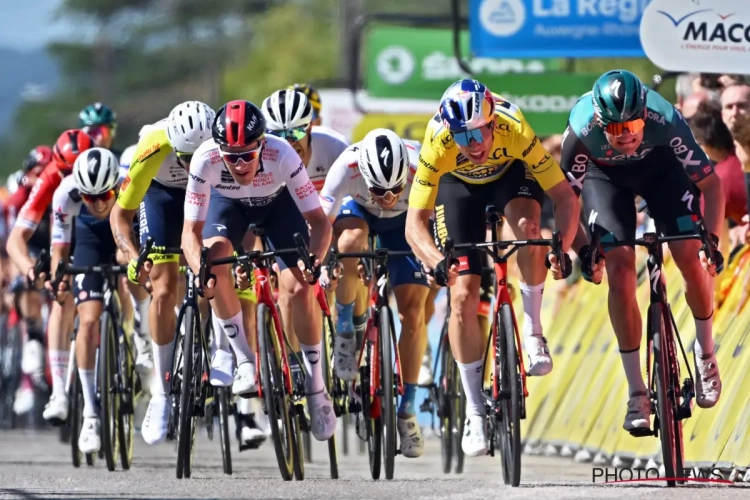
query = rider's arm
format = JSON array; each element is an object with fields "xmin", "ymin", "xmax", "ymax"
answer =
[
  {"xmin": 559, "ymin": 125, "xmax": 593, "ymax": 253},
  {"xmin": 284, "ymin": 154, "xmax": 333, "ymax": 260},
  {"xmin": 318, "ymin": 149, "xmax": 354, "ymax": 223},
  {"xmin": 181, "ymin": 148, "xmax": 213, "ymax": 275},
  {"xmin": 405, "ymin": 142, "xmax": 447, "ymax": 269},
  {"xmin": 6, "ymin": 173, "xmax": 53, "ymax": 276},
  {"xmin": 49, "ymin": 181, "xmax": 79, "ymax": 279}
]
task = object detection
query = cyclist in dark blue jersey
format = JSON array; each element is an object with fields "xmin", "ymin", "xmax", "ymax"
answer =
[{"xmin": 560, "ymin": 70, "xmax": 725, "ymax": 433}]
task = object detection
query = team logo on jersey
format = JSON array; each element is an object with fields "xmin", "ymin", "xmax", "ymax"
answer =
[
  {"xmin": 137, "ymin": 144, "xmax": 160, "ymax": 164},
  {"xmin": 120, "ymin": 175, "xmax": 131, "ymax": 192}
]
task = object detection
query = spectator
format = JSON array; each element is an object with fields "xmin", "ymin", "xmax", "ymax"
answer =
[
  {"xmin": 680, "ymin": 89, "xmax": 719, "ymax": 119},
  {"xmin": 721, "ymin": 83, "xmax": 750, "ymax": 169},
  {"xmin": 675, "ymin": 73, "xmax": 700, "ymax": 110}
]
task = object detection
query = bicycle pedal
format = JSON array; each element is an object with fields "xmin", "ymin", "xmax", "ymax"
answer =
[
  {"xmin": 419, "ymin": 400, "xmax": 433, "ymax": 414},
  {"xmin": 348, "ymin": 401, "xmax": 361, "ymax": 413},
  {"xmin": 628, "ymin": 427, "xmax": 654, "ymax": 438}
]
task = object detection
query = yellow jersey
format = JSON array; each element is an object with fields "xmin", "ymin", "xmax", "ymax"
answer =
[
  {"xmin": 117, "ymin": 120, "xmax": 188, "ymax": 211},
  {"xmin": 408, "ymin": 94, "xmax": 565, "ymax": 210}
]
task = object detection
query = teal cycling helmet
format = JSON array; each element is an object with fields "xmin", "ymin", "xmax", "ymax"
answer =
[
  {"xmin": 592, "ymin": 70, "xmax": 646, "ymax": 125},
  {"xmin": 78, "ymin": 102, "xmax": 117, "ymax": 128}
]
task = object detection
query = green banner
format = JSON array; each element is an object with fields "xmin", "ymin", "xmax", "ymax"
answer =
[{"xmin": 364, "ymin": 25, "xmax": 598, "ymax": 136}]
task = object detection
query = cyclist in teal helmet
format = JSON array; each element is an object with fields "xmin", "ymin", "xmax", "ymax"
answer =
[
  {"xmin": 560, "ymin": 69, "xmax": 726, "ymax": 434},
  {"xmin": 79, "ymin": 102, "xmax": 118, "ymax": 151}
]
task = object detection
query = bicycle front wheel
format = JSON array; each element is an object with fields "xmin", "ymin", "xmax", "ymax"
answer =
[
  {"xmin": 99, "ymin": 312, "xmax": 119, "ymax": 472},
  {"xmin": 117, "ymin": 325, "xmax": 135, "ymax": 470},
  {"xmin": 651, "ymin": 303, "xmax": 682, "ymax": 487},
  {"xmin": 178, "ymin": 305, "xmax": 200, "ymax": 479},
  {"xmin": 218, "ymin": 387, "xmax": 232, "ymax": 475},
  {"xmin": 438, "ymin": 325, "xmax": 453, "ymax": 474},
  {"xmin": 497, "ymin": 303, "xmax": 521, "ymax": 486},
  {"xmin": 321, "ymin": 312, "xmax": 339, "ymax": 479},
  {"xmin": 70, "ymin": 361, "xmax": 83, "ymax": 468},
  {"xmin": 379, "ymin": 306, "xmax": 397, "ymax": 480},
  {"xmin": 257, "ymin": 303, "xmax": 294, "ymax": 480}
]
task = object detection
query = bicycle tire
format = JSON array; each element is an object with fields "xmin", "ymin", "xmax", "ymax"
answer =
[
  {"xmin": 291, "ymin": 409, "xmax": 305, "ymax": 480},
  {"xmin": 218, "ymin": 387, "xmax": 232, "ymax": 475},
  {"xmin": 455, "ymin": 371, "xmax": 466, "ymax": 475},
  {"xmin": 651, "ymin": 303, "xmax": 681, "ymax": 487},
  {"xmin": 178, "ymin": 305, "xmax": 200, "ymax": 479},
  {"xmin": 438, "ymin": 324, "xmax": 453, "ymax": 474},
  {"xmin": 379, "ymin": 306, "xmax": 397, "ymax": 480},
  {"xmin": 70, "ymin": 363, "xmax": 83, "ymax": 468},
  {"xmin": 303, "ymin": 427, "xmax": 312, "ymax": 464},
  {"xmin": 321, "ymin": 313, "xmax": 339, "ymax": 479},
  {"xmin": 257, "ymin": 303, "xmax": 294, "ymax": 480},
  {"xmin": 118, "ymin": 325, "xmax": 135, "ymax": 470},
  {"xmin": 169, "ymin": 315, "xmax": 184, "ymax": 477},
  {"xmin": 362, "ymin": 337, "xmax": 382, "ymax": 479},
  {"xmin": 99, "ymin": 312, "xmax": 119, "ymax": 472},
  {"xmin": 665, "ymin": 306, "xmax": 685, "ymax": 485},
  {"xmin": 497, "ymin": 303, "xmax": 521, "ymax": 486}
]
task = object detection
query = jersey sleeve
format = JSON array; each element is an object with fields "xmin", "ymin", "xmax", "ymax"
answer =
[
  {"xmin": 666, "ymin": 108, "xmax": 715, "ymax": 183},
  {"xmin": 319, "ymin": 150, "xmax": 354, "ymax": 218},
  {"xmin": 117, "ymin": 130, "xmax": 172, "ymax": 211},
  {"xmin": 16, "ymin": 166, "xmax": 59, "ymax": 230},
  {"xmin": 559, "ymin": 124, "xmax": 593, "ymax": 197},
  {"xmin": 408, "ymin": 119, "xmax": 452, "ymax": 210},
  {"xmin": 183, "ymin": 150, "xmax": 213, "ymax": 222},
  {"xmin": 507, "ymin": 106, "xmax": 565, "ymax": 191},
  {"xmin": 50, "ymin": 183, "xmax": 80, "ymax": 245},
  {"xmin": 283, "ymin": 149, "xmax": 322, "ymax": 213}
]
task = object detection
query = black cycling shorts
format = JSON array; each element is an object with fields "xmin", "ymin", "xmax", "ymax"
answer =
[
  {"xmin": 433, "ymin": 160, "xmax": 544, "ymax": 276},
  {"xmin": 73, "ymin": 214, "xmax": 117, "ymax": 305},
  {"xmin": 582, "ymin": 147, "xmax": 701, "ymax": 249}
]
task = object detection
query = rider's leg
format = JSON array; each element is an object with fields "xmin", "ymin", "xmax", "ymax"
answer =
[
  {"xmin": 236, "ymin": 292, "xmax": 265, "ymax": 450},
  {"xmin": 76, "ymin": 298, "xmax": 103, "ymax": 453},
  {"xmin": 122, "ymin": 279, "xmax": 153, "ymax": 376},
  {"xmin": 43, "ymin": 296, "xmax": 75, "ymax": 422},
  {"xmin": 19, "ymin": 290, "xmax": 45, "ymax": 379}
]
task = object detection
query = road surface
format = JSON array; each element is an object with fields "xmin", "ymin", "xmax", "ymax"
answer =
[{"xmin": 1, "ymin": 422, "xmax": 749, "ymax": 499}]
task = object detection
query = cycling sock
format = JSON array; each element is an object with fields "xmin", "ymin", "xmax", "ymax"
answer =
[
  {"xmin": 300, "ymin": 342, "xmax": 324, "ymax": 394},
  {"xmin": 49, "ymin": 350, "xmax": 69, "ymax": 396},
  {"xmin": 397, "ymin": 383, "xmax": 418, "ymax": 417},
  {"xmin": 693, "ymin": 312, "xmax": 715, "ymax": 358},
  {"xmin": 353, "ymin": 312, "xmax": 368, "ymax": 346},
  {"xmin": 26, "ymin": 318, "xmax": 45, "ymax": 344},
  {"xmin": 151, "ymin": 339, "xmax": 174, "ymax": 395},
  {"xmin": 335, "ymin": 301, "xmax": 355, "ymax": 338},
  {"xmin": 130, "ymin": 295, "xmax": 152, "ymax": 339},
  {"xmin": 78, "ymin": 368, "xmax": 97, "ymax": 418},
  {"xmin": 620, "ymin": 348, "xmax": 647, "ymax": 395},
  {"xmin": 217, "ymin": 311, "xmax": 253, "ymax": 365},
  {"xmin": 237, "ymin": 396, "xmax": 253, "ymax": 415},
  {"xmin": 456, "ymin": 359, "xmax": 486, "ymax": 417},
  {"xmin": 211, "ymin": 314, "xmax": 229, "ymax": 353},
  {"xmin": 519, "ymin": 282, "xmax": 544, "ymax": 338}
]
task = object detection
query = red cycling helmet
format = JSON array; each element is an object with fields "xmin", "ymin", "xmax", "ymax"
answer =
[
  {"xmin": 23, "ymin": 145, "xmax": 53, "ymax": 172},
  {"xmin": 212, "ymin": 100, "xmax": 266, "ymax": 147},
  {"xmin": 52, "ymin": 129, "xmax": 96, "ymax": 168}
]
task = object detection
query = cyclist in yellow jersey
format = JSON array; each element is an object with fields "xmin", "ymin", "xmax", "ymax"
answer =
[{"xmin": 405, "ymin": 79, "xmax": 580, "ymax": 457}]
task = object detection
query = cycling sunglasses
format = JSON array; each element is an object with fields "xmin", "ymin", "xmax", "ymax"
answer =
[
  {"xmin": 451, "ymin": 121, "xmax": 493, "ymax": 147},
  {"xmin": 368, "ymin": 182, "xmax": 406, "ymax": 198},
  {"xmin": 219, "ymin": 143, "xmax": 262, "ymax": 164},
  {"xmin": 84, "ymin": 124, "xmax": 115, "ymax": 144},
  {"xmin": 605, "ymin": 118, "xmax": 646, "ymax": 137},
  {"xmin": 268, "ymin": 126, "xmax": 308, "ymax": 142},
  {"xmin": 81, "ymin": 189, "xmax": 116, "ymax": 203}
]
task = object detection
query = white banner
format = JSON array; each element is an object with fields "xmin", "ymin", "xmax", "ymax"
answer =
[{"xmin": 640, "ymin": 0, "xmax": 750, "ymax": 73}]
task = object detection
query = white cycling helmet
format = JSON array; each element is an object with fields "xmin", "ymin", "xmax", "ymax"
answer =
[
  {"xmin": 262, "ymin": 90, "xmax": 313, "ymax": 131},
  {"xmin": 166, "ymin": 101, "xmax": 216, "ymax": 154},
  {"xmin": 119, "ymin": 144, "xmax": 137, "ymax": 169},
  {"xmin": 358, "ymin": 128, "xmax": 409, "ymax": 190},
  {"xmin": 6, "ymin": 170, "xmax": 24, "ymax": 194},
  {"xmin": 73, "ymin": 147, "xmax": 120, "ymax": 195}
]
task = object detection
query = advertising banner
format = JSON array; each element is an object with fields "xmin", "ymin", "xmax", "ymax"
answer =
[
  {"xmin": 469, "ymin": 0, "xmax": 651, "ymax": 58},
  {"xmin": 640, "ymin": 0, "xmax": 750, "ymax": 73}
]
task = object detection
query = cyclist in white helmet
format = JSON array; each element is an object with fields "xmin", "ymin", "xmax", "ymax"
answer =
[
  {"xmin": 109, "ymin": 101, "xmax": 219, "ymax": 445},
  {"xmin": 319, "ymin": 128, "xmax": 429, "ymax": 458},
  {"xmin": 46, "ymin": 147, "xmax": 131, "ymax": 454},
  {"xmin": 251, "ymin": 89, "xmax": 348, "ymax": 409}
]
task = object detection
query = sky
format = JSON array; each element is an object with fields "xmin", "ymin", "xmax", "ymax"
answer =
[{"xmin": 0, "ymin": 0, "xmax": 72, "ymax": 51}]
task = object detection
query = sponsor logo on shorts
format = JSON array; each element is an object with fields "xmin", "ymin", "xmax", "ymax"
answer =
[
  {"xmin": 518, "ymin": 185, "xmax": 531, "ymax": 196},
  {"xmin": 522, "ymin": 136, "xmax": 538, "ymax": 157},
  {"xmin": 138, "ymin": 202, "xmax": 149, "ymax": 237},
  {"xmin": 457, "ymin": 256, "xmax": 469, "ymax": 272}
]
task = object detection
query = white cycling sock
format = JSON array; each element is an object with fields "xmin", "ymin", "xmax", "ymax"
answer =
[
  {"xmin": 456, "ymin": 359, "xmax": 485, "ymax": 417},
  {"xmin": 238, "ymin": 397, "xmax": 253, "ymax": 415},
  {"xmin": 130, "ymin": 295, "xmax": 152, "ymax": 339},
  {"xmin": 300, "ymin": 342, "xmax": 324, "ymax": 394},
  {"xmin": 79, "ymin": 368, "xmax": 97, "ymax": 418},
  {"xmin": 620, "ymin": 349, "xmax": 648, "ymax": 395},
  {"xmin": 216, "ymin": 311, "xmax": 253, "ymax": 365},
  {"xmin": 519, "ymin": 282, "xmax": 544, "ymax": 338},
  {"xmin": 694, "ymin": 313, "xmax": 715, "ymax": 358},
  {"xmin": 211, "ymin": 314, "xmax": 230, "ymax": 354},
  {"xmin": 49, "ymin": 350, "xmax": 69, "ymax": 397},
  {"xmin": 151, "ymin": 339, "xmax": 174, "ymax": 395}
]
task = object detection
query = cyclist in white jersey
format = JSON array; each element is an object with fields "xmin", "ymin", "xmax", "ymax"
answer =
[
  {"xmin": 258, "ymin": 89, "xmax": 349, "ymax": 390},
  {"xmin": 183, "ymin": 99, "xmax": 336, "ymax": 441},
  {"xmin": 319, "ymin": 128, "xmax": 429, "ymax": 458}
]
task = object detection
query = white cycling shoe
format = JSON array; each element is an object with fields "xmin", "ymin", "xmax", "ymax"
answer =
[
  {"xmin": 397, "ymin": 415, "xmax": 425, "ymax": 458},
  {"xmin": 525, "ymin": 335, "xmax": 553, "ymax": 376},
  {"xmin": 694, "ymin": 350, "xmax": 722, "ymax": 409},
  {"xmin": 210, "ymin": 347, "xmax": 235, "ymax": 387},
  {"xmin": 43, "ymin": 394, "xmax": 69, "ymax": 425},
  {"xmin": 232, "ymin": 361, "xmax": 257, "ymax": 395},
  {"xmin": 623, "ymin": 391, "xmax": 651, "ymax": 431},
  {"xmin": 307, "ymin": 391, "xmax": 336, "ymax": 441},
  {"xmin": 462, "ymin": 415, "xmax": 488, "ymax": 457},
  {"xmin": 142, "ymin": 394, "xmax": 171, "ymax": 445},
  {"xmin": 78, "ymin": 417, "xmax": 101, "ymax": 454},
  {"xmin": 334, "ymin": 335, "xmax": 358, "ymax": 382}
]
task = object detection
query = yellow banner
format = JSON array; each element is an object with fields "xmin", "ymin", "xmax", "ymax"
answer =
[{"xmin": 351, "ymin": 114, "xmax": 433, "ymax": 143}]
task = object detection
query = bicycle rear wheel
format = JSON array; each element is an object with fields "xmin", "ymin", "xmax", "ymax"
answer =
[
  {"xmin": 651, "ymin": 303, "xmax": 682, "ymax": 487},
  {"xmin": 321, "ymin": 312, "xmax": 339, "ymax": 479},
  {"xmin": 438, "ymin": 326, "xmax": 453, "ymax": 474},
  {"xmin": 496, "ymin": 303, "xmax": 521, "ymax": 486},
  {"xmin": 361, "ymin": 336, "xmax": 382, "ymax": 479},
  {"xmin": 379, "ymin": 306, "xmax": 397, "ymax": 480},
  {"xmin": 70, "ymin": 362, "xmax": 83, "ymax": 468},
  {"xmin": 257, "ymin": 303, "xmax": 294, "ymax": 480},
  {"xmin": 118, "ymin": 325, "xmax": 135, "ymax": 470},
  {"xmin": 218, "ymin": 387, "xmax": 232, "ymax": 475},
  {"xmin": 99, "ymin": 312, "xmax": 119, "ymax": 472}
]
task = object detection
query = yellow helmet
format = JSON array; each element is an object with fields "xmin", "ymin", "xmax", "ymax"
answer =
[{"xmin": 288, "ymin": 83, "xmax": 321, "ymax": 118}]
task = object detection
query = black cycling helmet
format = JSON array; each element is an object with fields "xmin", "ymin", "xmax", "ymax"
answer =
[
  {"xmin": 212, "ymin": 100, "xmax": 266, "ymax": 147},
  {"xmin": 78, "ymin": 102, "xmax": 117, "ymax": 128}
]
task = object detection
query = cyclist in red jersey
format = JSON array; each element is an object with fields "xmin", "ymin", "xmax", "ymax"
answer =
[{"xmin": 7, "ymin": 130, "xmax": 95, "ymax": 424}]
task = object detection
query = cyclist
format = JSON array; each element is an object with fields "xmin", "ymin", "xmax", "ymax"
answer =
[
  {"xmin": 405, "ymin": 78, "xmax": 580, "ymax": 456},
  {"xmin": 47, "ymin": 147, "xmax": 124, "ymax": 453},
  {"xmin": 109, "ymin": 101, "xmax": 215, "ymax": 445},
  {"xmin": 79, "ymin": 102, "xmax": 121, "ymax": 158},
  {"xmin": 260, "ymin": 89, "xmax": 348, "ymax": 386},
  {"xmin": 319, "ymin": 128, "xmax": 428, "ymax": 458},
  {"xmin": 7, "ymin": 131, "xmax": 96, "ymax": 423},
  {"xmin": 183, "ymin": 99, "xmax": 336, "ymax": 442},
  {"xmin": 560, "ymin": 70, "xmax": 725, "ymax": 431},
  {"xmin": 288, "ymin": 83, "xmax": 347, "ymax": 142}
]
